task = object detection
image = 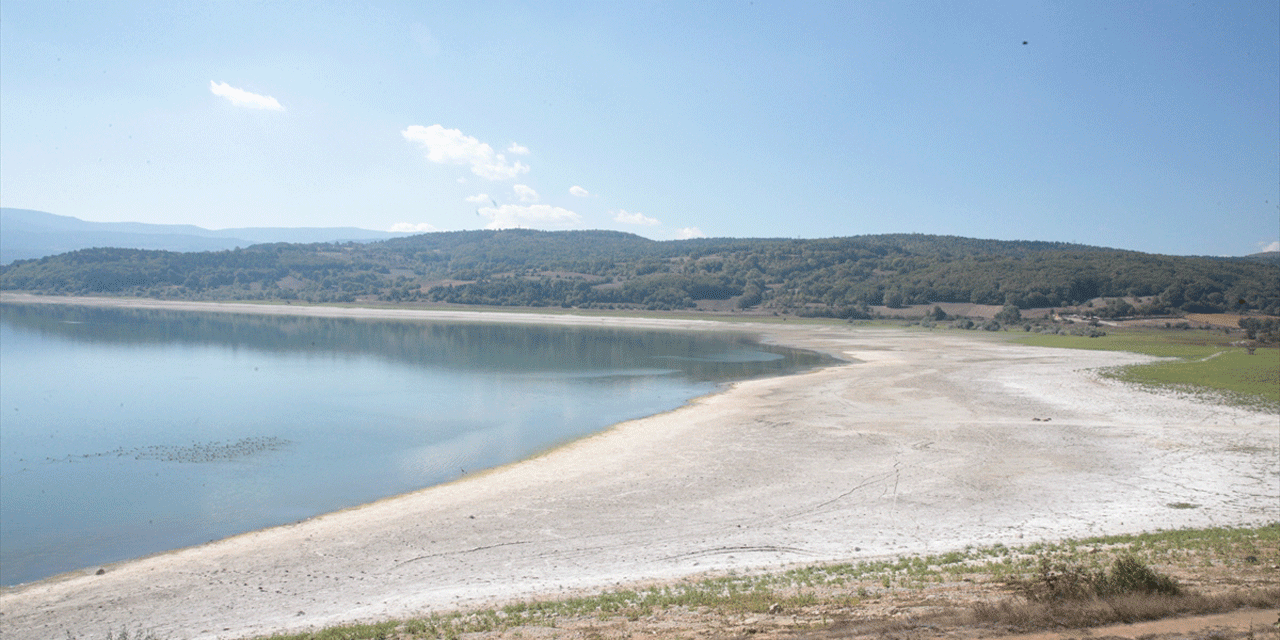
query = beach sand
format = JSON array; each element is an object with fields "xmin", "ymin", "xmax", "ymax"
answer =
[{"xmin": 1, "ymin": 295, "xmax": 1276, "ymax": 640}]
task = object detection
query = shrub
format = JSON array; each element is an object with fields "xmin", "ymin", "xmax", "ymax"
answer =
[
  {"xmin": 1015, "ymin": 555, "xmax": 1179, "ymax": 603},
  {"xmin": 1097, "ymin": 555, "xmax": 1180, "ymax": 598},
  {"xmin": 995, "ymin": 304, "xmax": 1022, "ymax": 325}
]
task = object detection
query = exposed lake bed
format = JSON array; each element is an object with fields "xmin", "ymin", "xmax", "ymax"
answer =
[{"xmin": 0, "ymin": 295, "xmax": 1276, "ymax": 640}]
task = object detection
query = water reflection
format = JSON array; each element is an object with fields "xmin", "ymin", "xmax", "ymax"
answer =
[
  {"xmin": 0, "ymin": 303, "xmax": 829, "ymax": 586},
  {"xmin": 1, "ymin": 303, "xmax": 824, "ymax": 380}
]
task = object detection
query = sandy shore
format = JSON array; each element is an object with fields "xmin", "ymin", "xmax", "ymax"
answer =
[{"xmin": 1, "ymin": 295, "xmax": 1277, "ymax": 640}]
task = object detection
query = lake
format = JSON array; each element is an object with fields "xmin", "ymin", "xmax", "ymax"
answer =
[{"xmin": 0, "ymin": 303, "xmax": 826, "ymax": 586}]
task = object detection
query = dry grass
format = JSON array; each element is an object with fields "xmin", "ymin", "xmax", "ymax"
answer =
[
  {"xmin": 970, "ymin": 587, "xmax": 1280, "ymax": 631},
  {"xmin": 1183, "ymin": 313, "xmax": 1280, "ymax": 329},
  {"xmin": 955, "ymin": 555, "xmax": 1279, "ymax": 634},
  {"xmin": 256, "ymin": 525, "xmax": 1279, "ymax": 640},
  {"xmin": 800, "ymin": 555, "xmax": 1277, "ymax": 639}
]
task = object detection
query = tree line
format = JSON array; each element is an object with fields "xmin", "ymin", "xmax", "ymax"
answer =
[{"xmin": 2, "ymin": 230, "xmax": 1277, "ymax": 317}]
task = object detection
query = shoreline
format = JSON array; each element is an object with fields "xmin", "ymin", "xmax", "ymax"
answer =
[
  {"xmin": 0, "ymin": 293, "xmax": 748, "ymax": 334},
  {"xmin": 1, "ymin": 294, "xmax": 1277, "ymax": 640},
  {"xmin": 0, "ymin": 293, "xmax": 826, "ymax": 587}
]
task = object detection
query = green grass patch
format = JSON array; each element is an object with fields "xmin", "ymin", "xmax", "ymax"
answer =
[
  {"xmin": 1014, "ymin": 330, "xmax": 1280, "ymax": 407},
  {"xmin": 1109, "ymin": 348, "xmax": 1279, "ymax": 405},
  {"xmin": 1014, "ymin": 330, "xmax": 1228, "ymax": 359}
]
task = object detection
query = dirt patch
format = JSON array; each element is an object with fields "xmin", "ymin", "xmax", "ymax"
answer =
[{"xmin": 1184, "ymin": 313, "xmax": 1280, "ymax": 329}]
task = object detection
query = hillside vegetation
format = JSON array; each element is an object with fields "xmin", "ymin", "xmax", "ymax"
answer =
[{"xmin": 2, "ymin": 230, "xmax": 1277, "ymax": 317}]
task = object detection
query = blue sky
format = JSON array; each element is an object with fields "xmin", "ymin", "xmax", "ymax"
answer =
[{"xmin": 1, "ymin": 1, "xmax": 1276, "ymax": 256}]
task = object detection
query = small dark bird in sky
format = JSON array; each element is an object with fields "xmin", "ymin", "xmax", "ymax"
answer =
[{"xmin": 1022, "ymin": 41, "xmax": 1028, "ymax": 45}]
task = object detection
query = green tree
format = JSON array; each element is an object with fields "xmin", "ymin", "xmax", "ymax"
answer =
[
  {"xmin": 737, "ymin": 283, "xmax": 764, "ymax": 308},
  {"xmin": 995, "ymin": 304, "xmax": 1022, "ymax": 325}
]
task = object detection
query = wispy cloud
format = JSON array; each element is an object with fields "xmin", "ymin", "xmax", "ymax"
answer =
[
  {"xmin": 402, "ymin": 124, "xmax": 530, "ymax": 180},
  {"xmin": 465, "ymin": 193, "xmax": 493, "ymax": 204},
  {"xmin": 1261, "ymin": 240, "xmax": 1280, "ymax": 253},
  {"xmin": 513, "ymin": 184, "xmax": 539, "ymax": 202},
  {"xmin": 613, "ymin": 209, "xmax": 659, "ymax": 226},
  {"xmin": 675, "ymin": 227, "xmax": 706, "ymax": 239},
  {"xmin": 507, "ymin": 142, "xmax": 530, "ymax": 155},
  {"xmin": 209, "ymin": 81, "xmax": 285, "ymax": 111},
  {"xmin": 478, "ymin": 204, "xmax": 580, "ymax": 230},
  {"xmin": 390, "ymin": 222, "xmax": 438, "ymax": 233},
  {"xmin": 569, "ymin": 186, "xmax": 591, "ymax": 197}
]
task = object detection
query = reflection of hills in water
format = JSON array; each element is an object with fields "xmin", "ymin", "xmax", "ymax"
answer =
[
  {"xmin": 0, "ymin": 303, "xmax": 833, "ymax": 587},
  {"xmin": 0, "ymin": 304, "xmax": 831, "ymax": 382},
  {"xmin": 524, "ymin": 368, "xmax": 681, "ymax": 380},
  {"xmin": 654, "ymin": 351, "xmax": 785, "ymax": 363}
]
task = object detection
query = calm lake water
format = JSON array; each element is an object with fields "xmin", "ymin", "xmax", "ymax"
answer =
[{"xmin": 0, "ymin": 303, "xmax": 826, "ymax": 586}]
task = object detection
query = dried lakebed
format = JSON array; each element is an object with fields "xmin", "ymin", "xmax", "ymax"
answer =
[{"xmin": 0, "ymin": 296, "xmax": 1276, "ymax": 640}]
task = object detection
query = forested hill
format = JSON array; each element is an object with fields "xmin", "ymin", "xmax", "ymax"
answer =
[{"xmin": 2, "ymin": 229, "xmax": 1277, "ymax": 317}]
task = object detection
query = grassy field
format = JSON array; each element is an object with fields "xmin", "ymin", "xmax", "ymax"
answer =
[
  {"xmin": 250, "ymin": 524, "xmax": 1278, "ymax": 640},
  {"xmin": 1014, "ymin": 330, "xmax": 1280, "ymax": 407}
]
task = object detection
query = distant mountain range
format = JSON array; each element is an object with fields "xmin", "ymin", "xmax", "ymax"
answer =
[{"xmin": 0, "ymin": 208, "xmax": 410, "ymax": 264}]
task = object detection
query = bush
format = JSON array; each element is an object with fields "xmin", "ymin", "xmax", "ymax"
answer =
[
  {"xmin": 1239, "ymin": 316, "xmax": 1280, "ymax": 343},
  {"xmin": 1098, "ymin": 555, "xmax": 1180, "ymax": 598},
  {"xmin": 1066, "ymin": 326, "xmax": 1106, "ymax": 338},
  {"xmin": 995, "ymin": 304, "xmax": 1022, "ymax": 325},
  {"xmin": 1015, "ymin": 555, "xmax": 1179, "ymax": 604}
]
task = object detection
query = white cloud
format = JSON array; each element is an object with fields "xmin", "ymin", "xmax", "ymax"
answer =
[
  {"xmin": 569, "ymin": 185, "xmax": 591, "ymax": 197},
  {"xmin": 478, "ymin": 204, "xmax": 580, "ymax": 229},
  {"xmin": 507, "ymin": 142, "xmax": 530, "ymax": 155},
  {"xmin": 209, "ymin": 81, "xmax": 285, "ymax": 111},
  {"xmin": 1261, "ymin": 241, "xmax": 1280, "ymax": 253},
  {"xmin": 513, "ymin": 184, "xmax": 539, "ymax": 202},
  {"xmin": 464, "ymin": 193, "xmax": 492, "ymax": 203},
  {"xmin": 390, "ymin": 222, "xmax": 438, "ymax": 233},
  {"xmin": 402, "ymin": 124, "xmax": 530, "ymax": 180},
  {"xmin": 675, "ymin": 227, "xmax": 707, "ymax": 239},
  {"xmin": 613, "ymin": 209, "xmax": 660, "ymax": 226}
]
